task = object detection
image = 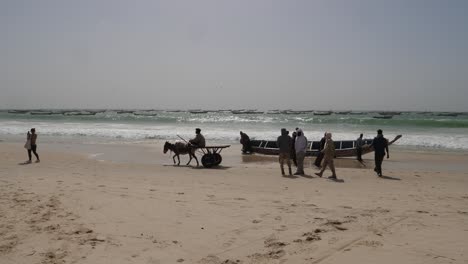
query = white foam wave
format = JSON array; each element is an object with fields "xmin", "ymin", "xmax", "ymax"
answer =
[{"xmin": 1, "ymin": 120, "xmax": 468, "ymax": 150}]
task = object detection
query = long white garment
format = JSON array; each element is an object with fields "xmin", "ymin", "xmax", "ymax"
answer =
[{"xmin": 295, "ymin": 130, "xmax": 308, "ymax": 153}]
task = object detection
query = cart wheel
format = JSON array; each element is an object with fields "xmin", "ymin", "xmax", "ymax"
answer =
[
  {"xmin": 201, "ymin": 154, "xmax": 215, "ymax": 168},
  {"xmin": 213, "ymin": 153, "xmax": 222, "ymax": 166}
]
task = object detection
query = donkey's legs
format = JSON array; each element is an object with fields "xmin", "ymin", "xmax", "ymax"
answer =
[
  {"xmin": 172, "ymin": 154, "xmax": 177, "ymax": 164},
  {"xmin": 177, "ymin": 155, "xmax": 181, "ymax": 165},
  {"xmin": 193, "ymin": 154, "xmax": 199, "ymax": 167},
  {"xmin": 186, "ymin": 154, "xmax": 192, "ymax": 166}
]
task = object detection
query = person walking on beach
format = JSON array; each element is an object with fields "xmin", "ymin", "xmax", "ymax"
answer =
[
  {"xmin": 370, "ymin": 129, "xmax": 389, "ymax": 177},
  {"xmin": 26, "ymin": 128, "xmax": 40, "ymax": 163},
  {"xmin": 239, "ymin": 131, "xmax": 252, "ymax": 154},
  {"xmin": 294, "ymin": 128, "xmax": 308, "ymax": 175},
  {"xmin": 356, "ymin": 133, "xmax": 364, "ymax": 162},
  {"xmin": 291, "ymin": 131, "xmax": 297, "ymax": 166},
  {"xmin": 315, "ymin": 132, "xmax": 337, "ymax": 179},
  {"xmin": 277, "ymin": 128, "xmax": 292, "ymax": 176},
  {"xmin": 314, "ymin": 133, "xmax": 326, "ymax": 167},
  {"xmin": 189, "ymin": 128, "xmax": 206, "ymax": 148}
]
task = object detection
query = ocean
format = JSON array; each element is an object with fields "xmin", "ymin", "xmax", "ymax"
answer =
[{"xmin": 1, "ymin": 110, "xmax": 468, "ymax": 150}]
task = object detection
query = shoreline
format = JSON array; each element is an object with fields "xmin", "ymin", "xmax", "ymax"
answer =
[{"xmin": 1, "ymin": 139, "xmax": 468, "ymax": 173}]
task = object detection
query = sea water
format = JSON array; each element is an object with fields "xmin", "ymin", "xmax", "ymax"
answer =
[{"xmin": 1, "ymin": 110, "xmax": 468, "ymax": 150}]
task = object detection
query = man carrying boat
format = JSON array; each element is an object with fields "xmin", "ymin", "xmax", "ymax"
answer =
[
  {"xmin": 356, "ymin": 133, "xmax": 364, "ymax": 162},
  {"xmin": 294, "ymin": 128, "xmax": 307, "ymax": 175},
  {"xmin": 314, "ymin": 132, "xmax": 326, "ymax": 168},
  {"xmin": 240, "ymin": 131, "xmax": 252, "ymax": 154},
  {"xmin": 315, "ymin": 132, "xmax": 337, "ymax": 179},
  {"xmin": 370, "ymin": 129, "xmax": 389, "ymax": 177},
  {"xmin": 277, "ymin": 128, "xmax": 293, "ymax": 176}
]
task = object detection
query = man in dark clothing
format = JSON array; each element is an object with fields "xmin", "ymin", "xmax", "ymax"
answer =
[
  {"xmin": 370, "ymin": 129, "xmax": 389, "ymax": 177},
  {"xmin": 277, "ymin": 128, "xmax": 292, "ymax": 176},
  {"xmin": 291, "ymin": 131, "xmax": 297, "ymax": 166},
  {"xmin": 239, "ymin": 131, "xmax": 252, "ymax": 154},
  {"xmin": 356, "ymin": 133, "xmax": 364, "ymax": 162},
  {"xmin": 314, "ymin": 133, "xmax": 326, "ymax": 167}
]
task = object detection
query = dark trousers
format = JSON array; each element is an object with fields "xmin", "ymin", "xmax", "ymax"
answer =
[
  {"xmin": 374, "ymin": 153, "xmax": 384, "ymax": 175},
  {"xmin": 28, "ymin": 144, "xmax": 39, "ymax": 161},
  {"xmin": 314, "ymin": 152, "xmax": 324, "ymax": 167},
  {"xmin": 242, "ymin": 143, "xmax": 252, "ymax": 153},
  {"xmin": 356, "ymin": 147, "xmax": 362, "ymax": 161},
  {"xmin": 291, "ymin": 150, "xmax": 297, "ymax": 166}
]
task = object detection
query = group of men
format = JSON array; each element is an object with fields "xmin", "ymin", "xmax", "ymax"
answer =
[{"xmin": 276, "ymin": 128, "xmax": 390, "ymax": 179}]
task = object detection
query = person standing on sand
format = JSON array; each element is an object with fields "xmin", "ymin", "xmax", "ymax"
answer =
[
  {"xmin": 27, "ymin": 128, "xmax": 40, "ymax": 163},
  {"xmin": 314, "ymin": 132, "xmax": 326, "ymax": 167},
  {"xmin": 370, "ymin": 129, "xmax": 389, "ymax": 177},
  {"xmin": 277, "ymin": 128, "xmax": 293, "ymax": 176},
  {"xmin": 294, "ymin": 128, "xmax": 308, "ymax": 175},
  {"xmin": 291, "ymin": 131, "xmax": 297, "ymax": 166},
  {"xmin": 189, "ymin": 128, "xmax": 206, "ymax": 148},
  {"xmin": 356, "ymin": 133, "xmax": 364, "ymax": 162},
  {"xmin": 315, "ymin": 132, "xmax": 337, "ymax": 179}
]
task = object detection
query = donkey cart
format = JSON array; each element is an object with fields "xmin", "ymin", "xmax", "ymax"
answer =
[{"xmin": 195, "ymin": 145, "xmax": 230, "ymax": 168}]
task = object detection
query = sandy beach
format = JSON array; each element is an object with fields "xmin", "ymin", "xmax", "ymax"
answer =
[{"xmin": 1, "ymin": 141, "xmax": 467, "ymax": 264}]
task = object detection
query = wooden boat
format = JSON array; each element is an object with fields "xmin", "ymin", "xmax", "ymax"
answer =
[
  {"xmin": 249, "ymin": 135, "xmax": 402, "ymax": 157},
  {"xmin": 134, "ymin": 112, "xmax": 158, "ymax": 116},
  {"xmin": 64, "ymin": 111, "xmax": 97, "ymax": 116},
  {"xmin": 8, "ymin": 110, "xmax": 30, "ymax": 114},
  {"xmin": 231, "ymin": 110, "xmax": 264, "ymax": 114},
  {"xmin": 378, "ymin": 111, "xmax": 401, "ymax": 115},
  {"xmin": 313, "ymin": 111, "xmax": 333, "ymax": 116},
  {"xmin": 373, "ymin": 115, "xmax": 393, "ymax": 119},
  {"xmin": 30, "ymin": 111, "xmax": 54, "ymax": 115},
  {"xmin": 436, "ymin": 112, "xmax": 459, "ymax": 117}
]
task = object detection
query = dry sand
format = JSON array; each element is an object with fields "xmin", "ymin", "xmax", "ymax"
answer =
[{"xmin": 1, "ymin": 141, "xmax": 468, "ymax": 264}]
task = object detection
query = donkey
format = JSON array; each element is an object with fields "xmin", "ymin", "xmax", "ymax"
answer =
[{"xmin": 163, "ymin": 141, "xmax": 199, "ymax": 166}]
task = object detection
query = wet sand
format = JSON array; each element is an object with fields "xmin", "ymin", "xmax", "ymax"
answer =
[{"xmin": 1, "ymin": 141, "xmax": 468, "ymax": 263}]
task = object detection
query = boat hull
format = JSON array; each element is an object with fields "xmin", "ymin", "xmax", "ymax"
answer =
[{"xmin": 249, "ymin": 135, "xmax": 402, "ymax": 158}]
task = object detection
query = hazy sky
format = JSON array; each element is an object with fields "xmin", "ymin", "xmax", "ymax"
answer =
[{"xmin": 1, "ymin": 0, "xmax": 467, "ymax": 111}]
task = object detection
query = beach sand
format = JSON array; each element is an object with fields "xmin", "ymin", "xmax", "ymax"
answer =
[{"xmin": 1, "ymin": 141, "xmax": 468, "ymax": 263}]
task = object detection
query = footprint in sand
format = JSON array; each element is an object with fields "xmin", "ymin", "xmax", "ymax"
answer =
[
  {"xmin": 357, "ymin": 240, "xmax": 383, "ymax": 247},
  {"xmin": 264, "ymin": 235, "xmax": 288, "ymax": 249},
  {"xmin": 248, "ymin": 250, "xmax": 286, "ymax": 261},
  {"xmin": 97, "ymin": 185, "xmax": 106, "ymax": 188}
]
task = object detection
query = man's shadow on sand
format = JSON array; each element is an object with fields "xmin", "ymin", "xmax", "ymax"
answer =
[{"xmin": 379, "ymin": 175, "xmax": 401, "ymax": 180}]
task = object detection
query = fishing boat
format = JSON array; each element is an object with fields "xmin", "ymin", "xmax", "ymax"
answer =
[
  {"xmin": 30, "ymin": 111, "xmax": 54, "ymax": 115},
  {"xmin": 436, "ymin": 112, "xmax": 459, "ymax": 117},
  {"xmin": 133, "ymin": 112, "xmax": 158, "ymax": 116},
  {"xmin": 313, "ymin": 111, "xmax": 333, "ymax": 116},
  {"xmin": 231, "ymin": 110, "xmax": 264, "ymax": 114},
  {"xmin": 378, "ymin": 111, "xmax": 401, "ymax": 115},
  {"xmin": 373, "ymin": 115, "xmax": 393, "ymax": 119},
  {"xmin": 249, "ymin": 135, "xmax": 402, "ymax": 158},
  {"xmin": 8, "ymin": 110, "xmax": 30, "ymax": 114}
]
